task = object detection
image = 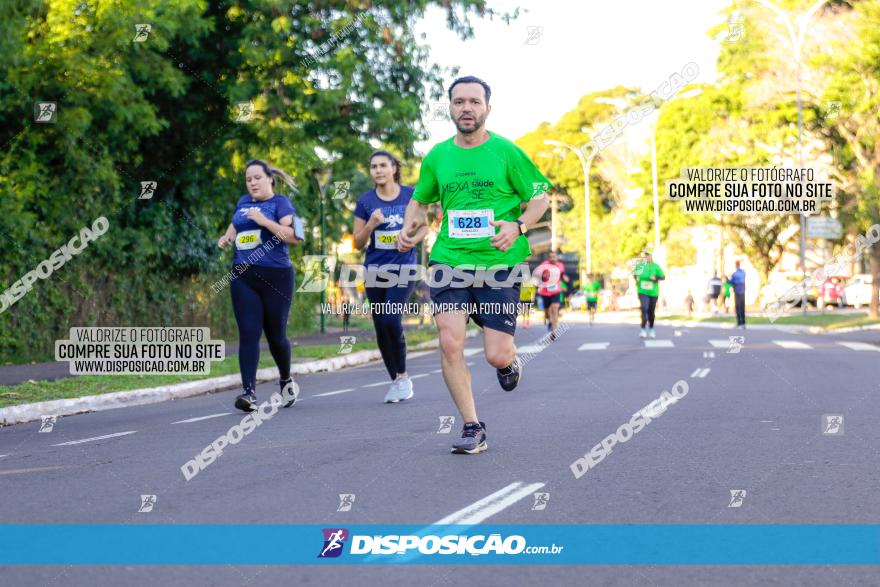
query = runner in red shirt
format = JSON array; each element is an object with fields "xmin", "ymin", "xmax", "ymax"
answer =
[{"xmin": 535, "ymin": 251, "xmax": 567, "ymax": 340}]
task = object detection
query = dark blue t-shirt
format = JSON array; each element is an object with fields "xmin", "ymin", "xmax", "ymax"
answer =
[
  {"xmin": 354, "ymin": 186, "xmax": 417, "ymax": 268},
  {"xmin": 231, "ymin": 194, "xmax": 296, "ymax": 268}
]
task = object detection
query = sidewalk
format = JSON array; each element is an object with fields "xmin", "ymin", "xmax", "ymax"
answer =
[{"xmin": 0, "ymin": 328, "xmax": 476, "ymax": 426}]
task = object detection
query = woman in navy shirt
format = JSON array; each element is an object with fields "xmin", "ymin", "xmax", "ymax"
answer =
[
  {"xmin": 218, "ymin": 159, "xmax": 303, "ymax": 412},
  {"xmin": 354, "ymin": 151, "xmax": 428, "ymax": 403}
]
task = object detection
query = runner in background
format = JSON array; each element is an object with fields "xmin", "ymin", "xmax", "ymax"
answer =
[
  {"xmin": 535, "ymin": 251, "xmax": 566, "ymax": 340},
  {"xmin": 706, "ymin": 272, "xmax": 723, "ymax": 315},
  {"xmin": 217, "ymin": 159, "xmax": 303, "ymax": 412},
  {"xmin": 583, "ymin": 273, "xmax": 601, "ymax": 325},
  {"xmin": 518, "ymin": 275, "xmax": 536, "ymax": 328},
  {"xmin": 353, "ymin": 151, "xmax": 428, "ymax": 403},
  {"xmin": 634, "ymin": 251, "xmax": 665, "ymax": 339},
  {"xmin": 685, "ymin": 290, "xmax": 695, "ymax": 319},
  {"xmin": 722, "ymin": 280, "xmax": 732, "ymax": 314}
]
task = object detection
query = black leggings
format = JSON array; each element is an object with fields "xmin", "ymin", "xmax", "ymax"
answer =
[
  {"xmin": 231, "ymin": 265, "xmax": 294, "ymax": 393},
  {"xmin": 365, "ymin": 281, "xmax": 416, "ymax": 380},
  {"xmin": 639, "ymin": 293, "xmax": 658, "ymax": 328}
]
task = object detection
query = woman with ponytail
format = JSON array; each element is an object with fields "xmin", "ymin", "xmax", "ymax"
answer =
[
  {"xmin": 218, "ymin": 159, "xmax": 303, "ymax": 412},
  {"xmin": 353, "ymin": 151, "xmax": 428, "ymax": 403}
]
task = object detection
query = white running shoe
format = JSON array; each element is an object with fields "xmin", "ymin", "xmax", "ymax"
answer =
[
  {"xmin": 384, "ymin": 376, "xmax": 414, "ymax": 403},
  {"xmin": 639, "ymin": 328, "xmax": 647, "ymax": 339},
  {"xmin": 648, "ymin": 328, "xmax": 656, "ymax": 339},
  {"xmin": 383, "ymin": 379, "xmax": 400, "ymax": 403}
]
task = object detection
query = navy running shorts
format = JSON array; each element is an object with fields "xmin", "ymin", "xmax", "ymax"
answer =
[
  {"xmin": 539, "ymin": 293, "xmax": 561, "ymax": 307},
  {"xmin": 428, "ymin": 264, "xmax": 521, "ymax": 336}
]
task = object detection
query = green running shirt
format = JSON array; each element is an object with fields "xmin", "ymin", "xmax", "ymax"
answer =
[
  {"xmin": 413, "ymin": 132, "xmax": 551, "ymax": 267},
  {"xmin": 635, "ymin": 262, "xmax": 665, "ymax": 297}
]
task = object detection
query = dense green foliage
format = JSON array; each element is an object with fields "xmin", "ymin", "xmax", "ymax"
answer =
[{"xmin": 0, "ymin": 0, "xmax": 511, "ymax": 361}]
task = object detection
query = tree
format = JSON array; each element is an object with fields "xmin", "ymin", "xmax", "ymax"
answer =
[
  {"xmin": 0, "ymin": 0, "xmax": 516, "ymax": 361},
  {"xmin": 822, "ymin": 0, "xmax": 880, "ymax": 317}
]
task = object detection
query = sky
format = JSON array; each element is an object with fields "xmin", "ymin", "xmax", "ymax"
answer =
[{"xmin": 413, "ymin": 0, "xmax": 731, "ymax": 154}]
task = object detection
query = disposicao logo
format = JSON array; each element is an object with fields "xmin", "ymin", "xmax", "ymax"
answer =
[{"xmin": 318, "ymin": 528, "xmax": 349, "ymax": 558}]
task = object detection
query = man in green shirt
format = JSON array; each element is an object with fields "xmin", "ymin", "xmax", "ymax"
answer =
[
  {"xmin": 583, "ymin": 273, "xmax": 601, "ymax": 325},
  {"xmin": 397, "ymin": 76, "xmax": 551, "ymax": 455},
  {"xmin": 634, "ymin": 251, "xmax": 665, "ymax": 339}
]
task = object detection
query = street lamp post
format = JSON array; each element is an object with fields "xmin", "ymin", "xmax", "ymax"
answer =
[
  {"xmin": 313, "ymin": 168, "xmax": 331, "ymax": 334},
  {"xmin": 754, "ymin": 0, "xmax": 829, "ymax": 314},
  {"xmin": 544, "ymin": 139, "xmax": 595, "ymax": 274}
]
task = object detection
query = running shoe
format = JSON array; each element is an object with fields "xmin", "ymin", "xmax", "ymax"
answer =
[
  {"xmin": 280, "ymin": 378, "xmax": 300, "ymax": 408},
  {"xmin": 639, "ymin": 328, "xmax": 647, "ymax": 339},
  {"xmin": 384, "ymin": 376, "xmax": 414, "ymax": 403},
  {"xmin": 451, "ymin": 421, "xmax": 487, "ymax": 454},
  {"xmin": 383, "ymin": 380, "xmax": 399, "ymax": 403},
  {"xmin": 234, "ymin": 391, "xmax": 257, "ymax": 412},
  {"xmin": 497, "ymin": 356, "xmax": 522, "ymax": 392},
  {"xmin": 648, "ymin": 328, "xmax": 656, "ymax": 339}
]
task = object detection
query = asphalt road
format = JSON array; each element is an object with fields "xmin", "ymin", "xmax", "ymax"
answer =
[{"xmin": 1, "ymin": 320, "xmax": 878, "ymax": 585}]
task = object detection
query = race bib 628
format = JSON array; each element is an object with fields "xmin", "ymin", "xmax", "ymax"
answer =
[{"xmin": 448, "ymin": 209, "xmax": 495, "ymax": 239}]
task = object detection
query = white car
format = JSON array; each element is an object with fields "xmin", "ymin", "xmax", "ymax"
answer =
[
  {"xmin": 843, "ymin": 274, "xmax": 875, "ymax": 309},
  {"xmin": 568, "ymin": 291, "xmax": 588, "ymax": 311},
  {"xmin": 617, "ymin": 289, "xmax": 641, "ymax": 310}
]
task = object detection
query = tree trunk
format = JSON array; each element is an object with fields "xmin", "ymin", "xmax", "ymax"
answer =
[{"xmin": 870, "ymin": 244, "xmax": 880, "ymax": 319}]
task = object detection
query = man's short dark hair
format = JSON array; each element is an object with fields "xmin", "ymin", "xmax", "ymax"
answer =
[{"xmin": 448, "ymin": 76, "xmax": 491, "ymax": 103}]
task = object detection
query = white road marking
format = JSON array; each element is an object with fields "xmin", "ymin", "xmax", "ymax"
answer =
[
  {"xmin": 703, "ymin": 351, "xmax": 715, "ymax": 358},
  {"xmin": 312, "ymin": 388, "xmax": 355, "ymax": 397},
  {"xmin": 363, "ymin": 380, "xmax": 391, "ymax": 388},
  {"xmin": 172, "ymin": 413, "xmax": 232, "ymax": 424},
  {"xmin": 773, "ymin": 340, "xmax": 812, "ymax": 350},
  {"xmin": 517, "ymin": 344, "xmax": 546, "ymax": 354},
  {"xmin": 431, "ymin": 369, "xmax": 442, "ymax": 373},
  {"xmin": 463, "ymin": 348, "xmax": 482, "ymax": 357},
  {"xmin": 409, "ymin": 373, "xmax": 430, "ymax": 380},
  {"xmin": 435, "ymin": 481, "xmax": 547, "ymax": 525},
  {"xmin": 466, "ymin": 361, "xmax": 475, "ymax": 366},
  {"xmin": 837, "ymin": 342, "xmax": 880, "ymax": 352},
  {"xmin": 760, "ymin": 420, "xmax": 774, "ymax": 423},
  {"xmin": 578, "ymin": 342, "xmax": 609, "ymax": 351},
  {"xmin": 365, "ymin": 481, "xmax": 545, "ymax": 563},
  {"xmin": 0, "ymin": 455, "xmax": 7, "ymax": 459},
  {"xmin": 708, "ymin": 340, "xmax": 730, "ymax": 348},
  {"xmin": 644, "ymin": 340, "xmax": 674, "ymax": 348},
  {"xmin": 407, "ymin": 351, "xmax": 434, "ymax": 359},
  {"xmin": 52, "ymin": 431, "xmax": 137, "ymax": 446},
  {"xmin": 690, "ymin": 368, "xmax": 711, "ymax": 378}
]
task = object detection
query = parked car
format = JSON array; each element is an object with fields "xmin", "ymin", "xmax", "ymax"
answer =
[
  {"xmin": 818, "ymin": 277, "xmax": 847, "ymax": 308},
  {"xmin": 843, "ymin": 274, "xmax": 874, "ymax": 309},
  {"xmin": 569, "ymin": 290, "xmax": 588, "ymax": 311},
  {"xmin": 761, "ymin": 276, "xmax": 818, "ymax": 308},
  {"xmin": 617, "ymin": 288, "xmax": 641, "ymax": 311}
]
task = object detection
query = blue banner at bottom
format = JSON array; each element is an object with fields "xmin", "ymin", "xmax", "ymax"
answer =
[{"xmin": 1, "ymin": 524, "xmax": 878, "ymax": 565}]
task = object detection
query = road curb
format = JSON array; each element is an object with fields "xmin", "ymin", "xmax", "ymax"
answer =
[{"xmin": 0, "ymin": 330, "xmax": 478, "ymax": 426}]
